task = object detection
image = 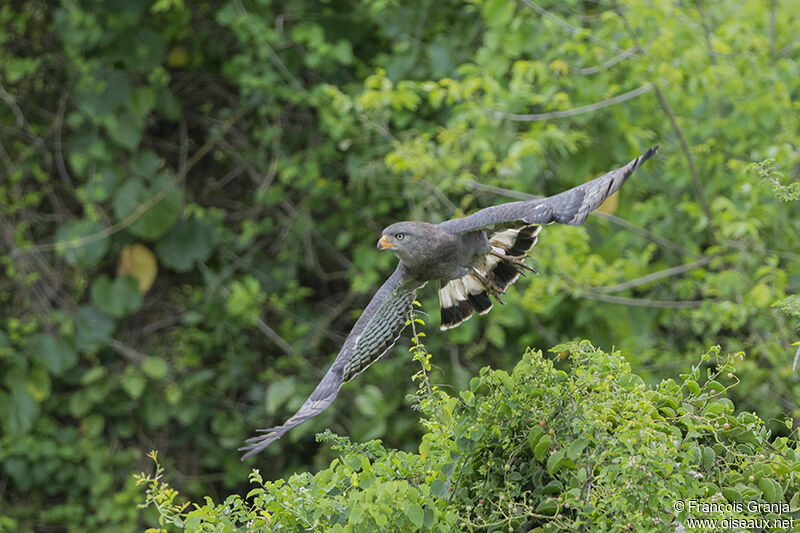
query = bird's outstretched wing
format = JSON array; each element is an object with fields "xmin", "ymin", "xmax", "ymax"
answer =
[
  {"xmin": 439, "ymin": 146, "xmax": 658, "ymax": 234},
  {"xmin": 240, "ymin": 263, "xmax": 422, "ymax": 460}
]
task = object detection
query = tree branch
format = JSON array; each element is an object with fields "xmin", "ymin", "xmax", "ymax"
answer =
[
  {"xmin": 577, "ymin": 292, "xmax": 708, "ymax": 308},
  {"xmin": 484, "ymin": 83, "xmax": 653, "ymax": 122},
  {"xmin": 590, "ymin": 256, "xmax": 714, "ymax": 293},
  {"xmin": 570, "ymin": 47, "xmax": 639, "ymax": 75}
]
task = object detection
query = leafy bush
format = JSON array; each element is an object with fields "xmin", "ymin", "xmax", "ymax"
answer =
[{"xmin": 138, "ymin": 341, "xmax": 800, "ymax": 531}]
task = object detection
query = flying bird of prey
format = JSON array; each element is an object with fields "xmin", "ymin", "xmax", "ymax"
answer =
[{"xmin": 240, "ymin": 146, "xmax": 658, "ymax": 459}]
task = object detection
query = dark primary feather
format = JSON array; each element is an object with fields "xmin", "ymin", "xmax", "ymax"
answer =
[
  {"xmin": 439, "ymin": 146, "xmax": 658, "ymax": 234},
  {"xmin": 240, "ymin": 264, "xmax": 422, "ymax": 460}
]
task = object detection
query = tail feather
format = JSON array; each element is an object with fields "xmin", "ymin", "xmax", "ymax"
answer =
[{"xmin": 439, "ymin": 225, "xmax": 541, "ymax": 330}]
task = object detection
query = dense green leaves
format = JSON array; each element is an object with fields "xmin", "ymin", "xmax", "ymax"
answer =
[{"xmin": 138, "ymin": 344, "xmax": 800, "ymax": 531}]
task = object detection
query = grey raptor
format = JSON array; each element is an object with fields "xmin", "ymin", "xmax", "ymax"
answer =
[{"xmin": 240, "ymin": 146, "xmax": 658, "ymax": 459}]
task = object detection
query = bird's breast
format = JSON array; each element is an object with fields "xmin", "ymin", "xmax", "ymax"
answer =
[{"xmin": 405, "ymin": 231, "xmax": 490, "ymax": 281}]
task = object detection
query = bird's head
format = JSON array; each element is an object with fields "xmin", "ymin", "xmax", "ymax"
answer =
[{"xmin": 377, "ymin": 221, "xmax": 431, "ymax": 263}]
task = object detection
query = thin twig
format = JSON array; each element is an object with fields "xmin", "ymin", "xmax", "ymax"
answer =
[
  {"xmin": 54, "ymin": 91, "xmax": 71, "ymax": 183},
  {"xmin": 409, "ymin": 306, "xmax": 433, "ymax": 400},
  {"xmin": 651, "ymin": 85, "xmax": 712, "ymax": 223},
  {"xmin": 109, "ymin": 338, "xmax": 148, "ymax": 364},
  {"xmin": 577, "ymin": 292, "xmax": 707, "ymax": 308},
  {"xmin": 484, "ymin": 83, "xmax": 652, "ymax": 122},
  {"xmin": 590, "ymin": 256, "xmax": 714, "ymax": 293},
  {"xmin": 570, "ymin": 47, "xmax": 638, "ymax": 75},
  {"xmin": 696, "ymin": 0, "xmax": 717, "ymax": 66}
]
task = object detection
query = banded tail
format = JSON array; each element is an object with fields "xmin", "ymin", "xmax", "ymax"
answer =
[{"xmin": 438, "ymin": 225, "xmax": 541, "ymax": 330}]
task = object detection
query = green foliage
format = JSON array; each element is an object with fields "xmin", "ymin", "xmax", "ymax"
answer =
[
  {"xmin": 2, "ymin": 0, "xmax": 799, "ymax": 530},
  {"xmin": 137, "ymin": 343, "xmax": 800, "ymax": 531}
]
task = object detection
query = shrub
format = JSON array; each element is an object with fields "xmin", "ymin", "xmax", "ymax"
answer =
[{"xmin": 137, "ymin": 341, "xmax": 800, "ymax": 531}]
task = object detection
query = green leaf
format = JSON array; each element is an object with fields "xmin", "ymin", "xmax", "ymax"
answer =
[
  {"xmin": 2, "ymin": 384, "xmax": 39, "ymax": 435},
  {"xmin": 344, "ymin": 453, "xmax": 362, "ymax": 471},
  {"xmin": 266, "ymin": 377, "xmax": 296, "ymax": 415},
  {"xmin": 121, "ymin": 367, "xmax": 146, "ymax": 399},
  {"xmin": 27, "ymin": 365, "xmax": 52, "ymax": 402},
  {"xmin": 55, "ymin": 219, "xmax": 109, "ymax": 268},
  {"xmin": 155, "ymin": 219, "xmax": 216, "ymax": 272},
  {"xmin": 404, "ymin": 503, "xmax": 424, "ymax": 528},
  {"xmin": 113, "ymin": 177, "xmax": 181, "ymax": 240},
  {"xmin": 430, "ymin": 479, "xmax": 446, "ymax": 498},
  {"xmin": 75, "ymin": 70, "xmax": 130, "ymax": 118},
  {"xmin": 722, "ymin": 488, "xmax": 741, "ymax": 502},
  {"xmin": 685, "ymin": 379, "xmax": 700, "ymax": 395},
  {"xmin": 81, "ymin": 366, "xmax": 107, "ymax": 386},
  {"xmin": 547, "ymin": 449, "xmax": 566, "ymax": 474},
  {"xmin": 483, "ymin": 0, "xmax": 516, "ymax": 27},
  {"xmin": 141, "ymin": 357, "xmax": 169, "ymax": 379},
  {"xmin": 757, "ymin": 477, "xmax": 783, "ymax": 501},
  {"xmin": 567, "ymin": 437, "xmax": 588, "ymax": 460},
  {"xmin": 528, "ymin": 425, "xmax": 544, "ymax": 451},
  {"xmin": 349, "ymin": 503, "xmax": 364, "ymax": 524},
  {"xmin": 74, "ymin": 305, "xmax": 115, "ymax": 352},
  {"xmin": 26, "ymin": 334, "xmax": 78, "ymax": 376},
  {"xmin": 534, "ymin": 435, "xmax": 552, "ymax": 462},
  {"xmin": 130, "ymin": 150, "xmax": 163, "ymax": 177},
  {"xmin": 105, "ymin": 109, "xmax": 143, "ymax": 150},
  {"xmin": 702, "ymin": 446, "xmax": 715, "ymax": 469},
  {"xmin": 90, "ymin": 275, "xmax": 143, "ymax": 318}
]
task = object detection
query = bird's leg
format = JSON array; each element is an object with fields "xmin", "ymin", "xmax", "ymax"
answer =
[
  {"xmin": 507, "ymin": 255, "xmax": 538, "ymax": 275},
  {"xmin": 471, "ymin": 266, "xmax": 506, "ymax": 304}
]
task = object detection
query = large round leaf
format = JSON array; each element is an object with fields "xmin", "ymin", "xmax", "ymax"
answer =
[
  {"xmin": 117, "ymin": 243, "xmax": 158, "ymax": 291},
  {"xmin": 25, "ymin": 334, "xmax": 78, "ymax": 377},
  {"xmin": 112, "ymin": 176, "xmax": 181, "ymax": 240},
  {"xmin": 154, "ymin": 219, "xmax": 215, "ymax": 272},
  {"xmin": 74, "ymin": 305, "xmax": 116, "ymax": 352},
  {"xmin": 55, "ymin": 219, "xmax": 109, "ymax": 268},
  {"xmin": 90, "ymin": 275, "xmax": 143, "ymax": 318}
]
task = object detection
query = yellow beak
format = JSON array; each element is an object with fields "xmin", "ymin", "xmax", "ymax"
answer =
[{"xmin": 377, "ymin": 235, "xmax": 396, "ymax": 251}]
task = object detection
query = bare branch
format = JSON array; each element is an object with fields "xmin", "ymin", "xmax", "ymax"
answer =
[
  {"xmin": 570, "ymin": 47, "xmax": 639, "ymax": 75},
  {"xmin": 590, "ymin": 256, "xmax": 714, "ymax": 293},
  {"xmin": 108, "ymin": 338, "xmax": 148, "ymax": 364},
  {"xmin": 696, "ymin": 0, "xmax": 718, "ymax": 66},
  {"xmin": 484, "ymin": 83, "xmax": 652, "ymax": 122},
  {"xmin": 577, "ymin": 292, "xmax": 708, "ymax": 308}
]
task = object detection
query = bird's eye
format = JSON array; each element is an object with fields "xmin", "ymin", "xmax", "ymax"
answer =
[{"xmin": 395, "ymin": 233, "xmax": 404, "ymax": 240}]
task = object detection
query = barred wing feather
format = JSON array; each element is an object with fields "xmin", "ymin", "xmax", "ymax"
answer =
[{"xmin": 240, "ymin": 264, "xmax": 421, "ymax": 459}]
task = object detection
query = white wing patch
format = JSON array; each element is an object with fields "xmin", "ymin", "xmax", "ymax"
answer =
[{"xmin": 438, "ymin": 226, "xmax": 541, "ymax": 330}]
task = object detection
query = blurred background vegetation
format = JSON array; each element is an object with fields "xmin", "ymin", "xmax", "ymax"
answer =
[{"xmin": 0, "ymin": 0, "xmax": 798, "ymax": 530}]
